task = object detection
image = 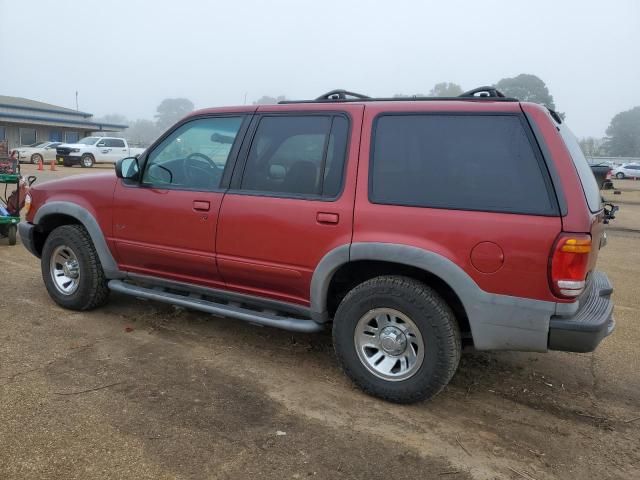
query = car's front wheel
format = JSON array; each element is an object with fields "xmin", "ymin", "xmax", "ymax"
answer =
[
  {"xmin": 333, "ymin": 276, "xmax": 461, "ymax": 404},
  {"xmin": 31, "ymin": 153, "xmax": 43, "ymax": 165},
  {"xmin": 616, "ymin": 172, "xmax": 625, "ymax": 179},
  {"xmin": 41, "ymin": 225, "xmax": 109, "ymax": 310},
  {"xmin": 80, "ymin": 154, "xmax": 95, "ymax": 168}
]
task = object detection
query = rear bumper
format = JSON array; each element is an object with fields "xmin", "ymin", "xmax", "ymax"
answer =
[
  {"xmin": 548, "ymin": 271, "xmax": 614, "ymax": 353},
  {"xmin": 18, "ymin": 221, "xmax": 39, "ymax": 258}
]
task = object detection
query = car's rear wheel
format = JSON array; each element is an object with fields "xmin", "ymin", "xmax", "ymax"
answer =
[
  {"xmin": 616, "ymin": 172, "xmax": 625, "ymax": 179},
  {"xmin": 41, "ymin": 225, "xmax": 109, "ymax": 310},
  {"xmin": 80, "ymin": 154, "xmax": 95, "ymax": 168},
  {"xmin": 333, "ymin": 275, "xmax": 461, "ymax": 404},
  {"xmin": 31, "ymin": 153, "xmax": 43, "ymax": 165}
]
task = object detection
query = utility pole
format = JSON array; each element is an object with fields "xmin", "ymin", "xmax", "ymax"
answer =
[{"xmin": 75, "ymin": 91, "xmax": 79, "ymax": 111}]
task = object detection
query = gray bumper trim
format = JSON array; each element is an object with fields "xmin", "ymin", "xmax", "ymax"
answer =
[
  {"xmin": 548, "ymin": 271, "xmax": 614, "ymax": 352},
  {"xmin": 347, "ymin": 243, "xmax": 557, "ymax": 352},
  {"xmin": 18, "ymin": 222, "xmax": 39, "ymax": 257}
]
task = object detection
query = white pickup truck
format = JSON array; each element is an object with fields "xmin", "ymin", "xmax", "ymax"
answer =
[{"xmin": 56, "ymin": 137, "xmax": 145, "ymax": 168}]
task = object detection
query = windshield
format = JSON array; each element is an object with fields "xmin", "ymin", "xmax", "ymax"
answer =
[
  {"xmin": 28, "ymin": 142, "xmax": 48, "ymax": 148},
  {"xmin": 76, "ymin": 137, "xmax": 100, "ymax": 145}
]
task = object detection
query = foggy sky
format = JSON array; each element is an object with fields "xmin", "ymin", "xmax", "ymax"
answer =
[{"xmin": 1, "ymin": 0, "xmax": 638, "ymax": 138}]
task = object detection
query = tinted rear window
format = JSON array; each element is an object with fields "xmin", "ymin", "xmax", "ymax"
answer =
[
  {"xmin": 240, "ymin": 115, "xmax": 349, "ymax": 198},
  {"xmin": 370, "ymin": 114, "xmax": 557, "ymax": 215},
  {"xmin": 558, "ymin": 124, "xmax": 602, "ymax": 213}
]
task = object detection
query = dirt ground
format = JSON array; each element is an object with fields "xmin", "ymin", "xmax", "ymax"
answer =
[{"xmin": 1, "ymin": 165, "xmax": 639, "ymax": 479}]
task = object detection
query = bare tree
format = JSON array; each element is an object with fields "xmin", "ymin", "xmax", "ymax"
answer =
[
  {"xmin": 253, "ymin": 95, "xmax": 287, "ymax": 105},
  {"xmin": 428, "ymin": 82, "xmax": 463, "ymax": 97},
  {"xmin": 155, "ymin": 98, "xmax": 194, "ymax": 130},
  {"xmin": 124, "ymin": 119, "xmax": 161, "ymax": 147},
  {"xmin": 578, "ymin": 137, "xmax": 605, "ymax": 158}
]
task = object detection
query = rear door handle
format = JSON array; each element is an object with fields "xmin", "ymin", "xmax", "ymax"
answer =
[
  {"xmin": 317, "ymin": 212, "xmax": 339, "ymax": 224},
  {"xmin": 193, "ymin": 200, "xmax": 211, "ymax": 211}
]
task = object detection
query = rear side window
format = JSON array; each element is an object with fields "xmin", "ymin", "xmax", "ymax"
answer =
[
  {"xmin": 370, "ymin": 114, "xmax": 557, "ymax": 215},
  {"xmin": 558, "ymin": 124, "xmax": 601, "ymax": 213},
  {"xmin": 240, "ymin": 115, "xmax": 349, "ymax": 198},
  {"xmin": 106, "ymin": 138, "xmax": 126, "ymax": 148}
]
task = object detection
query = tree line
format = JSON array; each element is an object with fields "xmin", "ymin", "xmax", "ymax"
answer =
[
  {"xmin": 99, "ymin": 76, "xmax": 639, "ymax": 157},
  {"xmin": 95, "ymin": 98, "xmax": 195, "ymax": 147}
]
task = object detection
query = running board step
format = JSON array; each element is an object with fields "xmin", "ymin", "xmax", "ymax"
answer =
[{"xmin": 108, "ymin": 280, "xmax": 324, "ymax": 333}]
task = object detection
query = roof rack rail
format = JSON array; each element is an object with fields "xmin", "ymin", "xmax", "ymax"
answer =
[
  {"xmin": 459, "ymin": 86, "xmax": 506, "ymax": 98},
  {"xmin": 278, "ymin": 86, "xmax": 518, "ymax": 104},
  {"xmin": 316, "ymin": 89, "xmax": 370, "ymax": 101}
]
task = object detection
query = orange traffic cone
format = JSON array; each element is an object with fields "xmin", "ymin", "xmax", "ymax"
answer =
[
  {"xmin": 37, "ymin": 159, "xmax": 44, "ymax": 171},
  {"xmin": 49, "ymin": 160, "xmax": 56, "ymax": 171}
]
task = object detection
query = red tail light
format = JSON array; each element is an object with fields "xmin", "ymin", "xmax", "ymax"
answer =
[{"xmin": 549, "ymin": 234, "xmax": 592, "ymax": 298}]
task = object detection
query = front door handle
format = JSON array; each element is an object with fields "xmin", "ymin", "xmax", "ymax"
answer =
[
  {"xmin": 193, "ymin": 200, "xmax": 211, "ymax": 211},
  {"xmin": 317, "ymin": 212, "xmax": 339, "ymax": 224}
]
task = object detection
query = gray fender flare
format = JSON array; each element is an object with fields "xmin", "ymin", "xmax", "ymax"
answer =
[
  {"xmin": 34, "ymin": 201, "xmax": 124, "ymax": 279},
  {"xmin": 310, "ymin": 242, "xmax": 476, "ymax": 322},
  {"xmin": 310, "ymin": 242, "xmax": 556, "ymax": 352}
]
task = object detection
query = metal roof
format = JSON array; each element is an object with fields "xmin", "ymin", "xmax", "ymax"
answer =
[
  {"xmin": 0, "ymin": 95, "xmax": 92, "ymax": 117},
  {"xmin": 0, "ymin": 95, "xmax": 128, "ymax": 131},
  {"xmin": 0, "ymin": 111, "xmax": 127, "ymax": 131}
]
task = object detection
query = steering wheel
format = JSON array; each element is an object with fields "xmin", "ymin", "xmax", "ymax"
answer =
[{"xmin": 184, "ymin": 153, "xmax": 221, "ymax": 188}]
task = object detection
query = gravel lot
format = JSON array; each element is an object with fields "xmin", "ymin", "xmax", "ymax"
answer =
[{"xmin": 1, "ymin": 165, "xmax": 639, "ymax": 479}]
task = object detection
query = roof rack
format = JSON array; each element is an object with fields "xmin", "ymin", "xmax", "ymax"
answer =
[
  {"xmin": 459, "ymin": 86, "xmax": 505, "ymax": 98},
  {"xmin": 278, "ymin": 86, "xmax": 517, "ymax": 104},
  {"xmin": 316, "ymin": 89, "xmax": 370, "ymax": 100}
]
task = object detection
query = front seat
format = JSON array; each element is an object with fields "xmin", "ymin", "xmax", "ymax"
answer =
[{"xmin": 281, "ymin": 161, "xmax": 318, "ymax": 195}]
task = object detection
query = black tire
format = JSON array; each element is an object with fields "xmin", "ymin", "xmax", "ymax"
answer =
[
  {"xmin": 80, "ymin": 154, "xmax": 94, "ymax": 168},
  {"xmin": 616, "ymin": 172, "xmax": 625, "ymax": 179},
  {"xmin": 41, "ymin": 225, "xmax": 109, "ymax": 310},
  {"xmin": 63, "ymin": 158, "xmax": 73, "ymax": 167},
  {"xmin": 7, "ymin": 225, "xmax": 17, "ymax": 246},
  {"xmin": 31, "ymin": 153, "xmax": 43, "ymax": 165},
  {"xmin": 333, "ymin": 276, "xmax": 461, "ymax": 404}
]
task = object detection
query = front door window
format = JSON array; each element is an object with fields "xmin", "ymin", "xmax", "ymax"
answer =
[{"xmin": 143, "ymin": 117, "xmax": 244, "ymax": 191}]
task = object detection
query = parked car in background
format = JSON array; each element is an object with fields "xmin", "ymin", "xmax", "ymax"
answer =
[
  {"xmin": 589, "ymin": 163, "xmax": 613, "ymax": 189},
  {"xmin": 12, "ymin": 142, "xmax": 63, "ymax": 164},
  {"xmin": 56, "ymin": 137, "xmax": 145, "ymax": 168},
  {"xmin": 613, "ymin": 163, "xmax": 640, "ymax": 179},
  {"xmin": 20, "ymin": 87, "xmax": 616, "ymax": 403}
]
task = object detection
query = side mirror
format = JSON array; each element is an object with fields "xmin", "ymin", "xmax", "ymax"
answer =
[
  {"xmin": 116, "ymin": 157, "xmax": 140, "ymax": 180},
  {"xmin": 97, "ymin": 142, "xmax": 106, "ymax": 147},
  {"xmin": 603, "ymin": 202, "xmax": 618, "ymax": 225}
]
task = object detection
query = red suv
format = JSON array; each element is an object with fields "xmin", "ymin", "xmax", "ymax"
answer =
[{"xmin": 19, "ymin": 87, "xmax": 615, "ymax": 403}]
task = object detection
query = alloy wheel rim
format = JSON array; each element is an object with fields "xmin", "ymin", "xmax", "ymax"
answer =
[
  {"xmin": 354, "ymin": 307, "xmax": 425, "ymax": 381},
  {"xmin": 50, "ymin": 245, "xmax": 81, "ymax": 295}
]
